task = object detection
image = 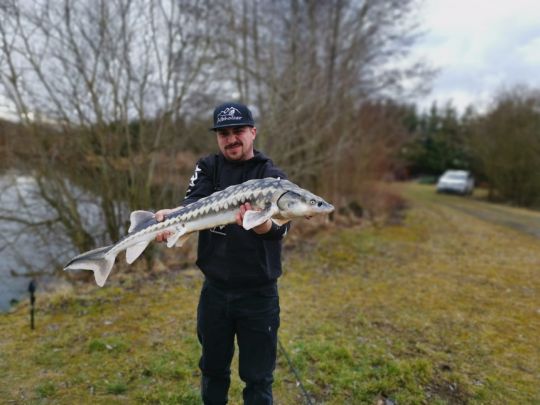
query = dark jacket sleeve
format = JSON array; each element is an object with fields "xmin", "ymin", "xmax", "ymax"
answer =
[
  {"xmin": 255, "ymin": 162, "xmax": 291, "ymax": 240},
  {"xmin": 181, "ymin": 157, "xmax": 214, "ymax": 206}
]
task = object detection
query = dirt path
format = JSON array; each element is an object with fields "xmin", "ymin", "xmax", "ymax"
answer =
[{"xmin": 406, "ymin": 184, "xmax": 540, "ymax": 238}]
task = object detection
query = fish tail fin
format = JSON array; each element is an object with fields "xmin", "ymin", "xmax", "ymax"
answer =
[{"xmin": 64, "ymin": 245, "xmax": 116, "ymax": 287}]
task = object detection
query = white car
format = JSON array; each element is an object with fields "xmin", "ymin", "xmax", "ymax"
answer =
[{"xmin": 436, "ymin": 170, "xmax": 474, "ymax": 195}]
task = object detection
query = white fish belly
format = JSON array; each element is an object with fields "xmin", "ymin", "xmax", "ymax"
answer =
[{"xmin": 185, "ymin": 209, "xmax": 238, "ymax": 233}]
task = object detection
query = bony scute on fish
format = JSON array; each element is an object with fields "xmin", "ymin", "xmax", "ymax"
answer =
[{"xmin": 64, "ymin": 178, "xmax": 334, "ymax": 287}]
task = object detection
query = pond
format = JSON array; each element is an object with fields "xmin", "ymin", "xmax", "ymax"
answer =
[{"xmin": 0, "ymin": 171, "xmax": 120, "ymax": 311}]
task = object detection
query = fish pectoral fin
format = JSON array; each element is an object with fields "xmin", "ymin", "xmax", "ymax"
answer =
[
  {"xmin": 166, "ymin": 229, "xmax": 188, "ymax": 248},
  {"xmin": 126, "ymin": 241, "xmax": 150, "ymax": 264},
  {"xmin": 172, "ymin": 232, "xmax": 192, "ymax": 248},
  {"xmin": 272, "ymin": 218, "xmax": 291, "ymax": 226},
  {"xmin": 128, "ymin": 210, "xmax": 155, "ymax": 233},
  {"xmin": 243, "ymin": 209, "xmax": 275, "ymax": 230}
]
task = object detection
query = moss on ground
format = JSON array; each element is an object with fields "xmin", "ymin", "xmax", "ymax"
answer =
[{"xmin": 1, "ymin": 183, "xmax": 539, "ymax": 404}]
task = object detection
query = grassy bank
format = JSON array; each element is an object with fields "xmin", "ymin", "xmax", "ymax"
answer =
[{"xmin": 1, "ymin": 183, "xmax": 539, "ymax": 404}]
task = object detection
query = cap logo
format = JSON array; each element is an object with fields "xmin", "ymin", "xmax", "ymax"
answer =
[{"xmin": 216, "ymin": 107, "xmax": 243, "ymax": 124}]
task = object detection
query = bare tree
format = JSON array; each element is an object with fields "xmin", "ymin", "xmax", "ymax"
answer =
[
  {"xmin": 470, "ymin": 86, "xmax": 540, "ymax": 206},
  {"xmin": 0, "ymin": 0, "xmax": 430, "ymax": 277},
  {"xmin": 215, "ymin": 0, "xmax": 430, "ymax": 203},
  {"xmin": 0, "ymin": 0, "xmax": 218, "ymax": 268}
]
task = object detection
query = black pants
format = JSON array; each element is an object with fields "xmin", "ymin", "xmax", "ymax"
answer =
[{"xmin": 197, "ymin": 280, "xmax": 280, "ymax": 405}]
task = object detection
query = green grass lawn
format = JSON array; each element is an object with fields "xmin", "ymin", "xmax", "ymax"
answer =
[{"xmin": 1, "ymin": 183, "xmax": 539, "ymax": 404}]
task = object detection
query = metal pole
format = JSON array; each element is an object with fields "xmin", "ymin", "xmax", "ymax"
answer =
[{"xmin": 28, "ymin": 280, "xmax": 36, "ymax": 330}]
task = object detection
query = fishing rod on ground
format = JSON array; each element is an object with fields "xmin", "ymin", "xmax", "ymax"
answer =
[{"xmin": 277, "ymin": 337, "xmax": 314, "ymax": 405}]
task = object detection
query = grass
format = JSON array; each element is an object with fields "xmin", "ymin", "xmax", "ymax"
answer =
[{"xmin": 1, "ymin": 182, "xmax": 539, "ymax": 404}]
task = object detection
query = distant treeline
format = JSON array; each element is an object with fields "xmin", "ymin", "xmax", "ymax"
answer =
[
  {"xmin": 402, "ymin": 86, "xmax": 540, "ymax": 207},
  {"xmin": 4, "ymin": 83, "xmax": 540, "ymax": 210}
]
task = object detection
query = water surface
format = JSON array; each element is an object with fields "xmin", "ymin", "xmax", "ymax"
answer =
[{"xmin": 0, "ymin": 171, "xmax": 116, "ymax": 311}]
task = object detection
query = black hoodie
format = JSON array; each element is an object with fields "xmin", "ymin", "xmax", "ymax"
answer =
[{"xmin": 181, "ymin": 150, "xmax": 289, "ymax": 289}]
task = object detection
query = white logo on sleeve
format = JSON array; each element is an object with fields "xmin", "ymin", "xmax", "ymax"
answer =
[
  {"xmin": 186, "ymin": 165, "xmax": 202, "ymax": 195},
  {"xmin": 189, "ymin": 165, "xmax": 202, "ymax": 187}
]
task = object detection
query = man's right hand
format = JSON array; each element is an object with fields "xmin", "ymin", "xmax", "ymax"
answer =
[{"xmin": 154, "ymin": 209, "xmax": 173, "ymax": 243}]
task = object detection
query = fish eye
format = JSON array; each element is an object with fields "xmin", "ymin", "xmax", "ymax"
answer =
[{"xmin": 310, "ymin": 199, "xmax": 316, "ymax": 205}]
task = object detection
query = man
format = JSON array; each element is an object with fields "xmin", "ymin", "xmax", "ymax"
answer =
[{"xmin": 154, "ymin": 102, "xmax": 289, "ymax": 405}]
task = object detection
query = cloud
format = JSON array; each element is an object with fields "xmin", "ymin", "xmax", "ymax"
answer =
[
  {"xmin": 413, "ymin": 0, "xmax": 540, "ymax": 111},
  {"xmin": 0, "ymin": 95, "xmax": 19, "ymax": 122},
  {"xmin": 516, "ymin": 37, "xmax": 540, "ymax": 65}
]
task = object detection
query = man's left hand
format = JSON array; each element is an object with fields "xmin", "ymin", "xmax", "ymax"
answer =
[{"xmin": 236, "ymin": 203, "xmax": 272, "ymax": 234}]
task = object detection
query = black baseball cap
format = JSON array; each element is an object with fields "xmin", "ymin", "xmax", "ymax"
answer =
[{"xmin": 210, "ymin": 102, "xmax": 255, "ymax": 131}]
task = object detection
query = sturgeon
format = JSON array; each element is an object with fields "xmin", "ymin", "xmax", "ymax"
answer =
[{"xmin": 64, "ymin": 178, "xmax": 334, "ymax": 287}]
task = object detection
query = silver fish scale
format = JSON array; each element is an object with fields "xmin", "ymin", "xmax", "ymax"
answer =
[
  {"xmin": 116, "ymin": 179, "xmax": 292, "ymax": 249},
  {"xmin": 169, "ymin": 178, "xmax": 291, "ymax": 224}
]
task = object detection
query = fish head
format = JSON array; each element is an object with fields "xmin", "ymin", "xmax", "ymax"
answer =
[{"xmin": 276, "ymin": 188, "xmax": 334, "ymax": 218}]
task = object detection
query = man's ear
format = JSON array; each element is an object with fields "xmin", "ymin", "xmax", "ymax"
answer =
[{"xmin": 251, "ymin": 126, "xmax": 257, "ymax": 140}]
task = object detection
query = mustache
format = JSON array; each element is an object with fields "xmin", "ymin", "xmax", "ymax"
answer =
[{"xmin": 226, "ymin": 142, "xmax": 243, "ymax": 150}]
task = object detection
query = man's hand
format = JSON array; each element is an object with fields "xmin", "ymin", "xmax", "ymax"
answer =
[
  {"xmin": 154, "ymin": 208, "xmax": 173, "ymax": 243},
  {"xmin": 236, "ymin": 202, "xmax": 272, "ymax": 234}
]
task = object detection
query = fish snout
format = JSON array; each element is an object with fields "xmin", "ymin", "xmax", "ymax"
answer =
[
  {"xmin": 307, "ymin": 200, "xmax": 334, "ymax": 216},
  {"xmin": 319, "ymin": 201, "xmax": 334, "ymax": 214},
  {"xmin": 312, "ymin": 198, "xmax": 334, "ymax": 213}
]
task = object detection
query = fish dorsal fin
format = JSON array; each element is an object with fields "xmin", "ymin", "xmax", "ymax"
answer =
[
  {"xmin": 243, "ymin": 205, "xmax": 278, "ymax": 230},
  {"xmin": 126, "ymin": 241, "xmax": 150, "ymax": 264},
  {"xmin": 128, "ymin": 210, "xmax": 155, "ymax": 233}
]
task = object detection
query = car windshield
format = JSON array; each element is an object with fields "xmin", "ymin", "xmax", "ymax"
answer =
[{"xmin": 445, "ymin": 173, "xmax": 467, "ymax": 180}]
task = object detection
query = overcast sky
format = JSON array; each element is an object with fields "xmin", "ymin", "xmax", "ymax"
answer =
[
  {"xmin": 2, "ymin": 1, "xmax": 540, "ymax": 119},
  {"xmin": 412, "ymin": 0, "xmax": 540, "ymax": 112}
]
